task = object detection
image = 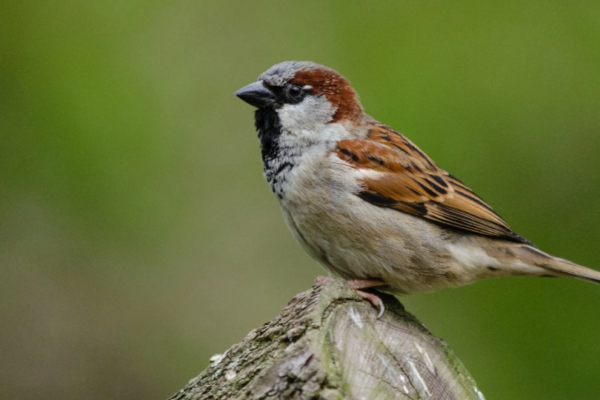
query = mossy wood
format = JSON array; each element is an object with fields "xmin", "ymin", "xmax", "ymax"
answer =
[{"xmin": 169, "ymin": 278, "xmax": 485, "ymax": 400}]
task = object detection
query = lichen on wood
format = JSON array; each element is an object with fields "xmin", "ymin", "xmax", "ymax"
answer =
[{"xmin": 169, "ymin": 277, "xmax": 485, "ymax": 400}]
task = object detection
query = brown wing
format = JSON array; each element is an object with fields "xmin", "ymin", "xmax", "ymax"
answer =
[{"xmin": 334, "ymin": 122, "xmax": 531, "ymax": 244}]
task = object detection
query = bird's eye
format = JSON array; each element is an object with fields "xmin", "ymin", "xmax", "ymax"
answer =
[{"xmin": 287, "ymin": 85, "xmax": 302, "ymax": 98}]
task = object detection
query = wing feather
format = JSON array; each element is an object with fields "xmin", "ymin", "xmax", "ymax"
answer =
[{"xmin": 335, "ymin": 122, "xmax": 531, "ymax": 244}]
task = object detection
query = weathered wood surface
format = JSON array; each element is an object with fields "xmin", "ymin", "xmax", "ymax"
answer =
[{"xmin": 169, "ymin": 278, "xmax": 485, "ymax": 400}]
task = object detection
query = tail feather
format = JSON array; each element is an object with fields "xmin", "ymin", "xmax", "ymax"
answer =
[{"xmin": 513, "ymin": 246, "xmax": 600, "ymax": 284}]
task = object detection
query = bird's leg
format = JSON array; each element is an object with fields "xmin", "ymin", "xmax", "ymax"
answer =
[
  {"xmin": 346, "ymin": 279, "xmax": 386, "ymax": 290},
  {"xmin": 347, "ymin": 279, "xmax": 387, "ymax": 319}
]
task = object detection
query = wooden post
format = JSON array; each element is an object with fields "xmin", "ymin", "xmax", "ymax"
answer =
[{"xmin": 169, "ymin": 277, "xmax": 485, "ymax": 400}]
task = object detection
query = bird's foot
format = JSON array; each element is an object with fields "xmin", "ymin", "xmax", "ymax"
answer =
[
  {"xmin": 355, "ymin": 290, "xmax": 385, "ymax": 318},
  {"xmin": 347, "ymin": 279, "xmax": 387, "ymax": 319}
]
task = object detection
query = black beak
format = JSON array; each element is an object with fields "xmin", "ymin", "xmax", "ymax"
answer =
[{"xmin": 234, "ymin": 81, "xmax": 276, "ymax": 108}]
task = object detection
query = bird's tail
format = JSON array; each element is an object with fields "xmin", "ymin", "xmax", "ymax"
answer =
[{"xmin": 513, "ymin": 246, "xmax": 600, "ymax": 284}]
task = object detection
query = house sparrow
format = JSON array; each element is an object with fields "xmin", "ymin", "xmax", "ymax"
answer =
[{"xmin": 235, "ymin": 61, "xmax": 599, "ymax": 317}]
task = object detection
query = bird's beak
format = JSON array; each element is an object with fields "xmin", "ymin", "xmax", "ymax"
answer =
[{"xmin": 234, "ymin": 81, "xmax": 276, "ymax": 108}]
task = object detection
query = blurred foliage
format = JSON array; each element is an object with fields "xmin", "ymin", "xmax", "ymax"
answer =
[{"xmin": 1, "ymin": 1, "xmax": 599, "ymax": 399}]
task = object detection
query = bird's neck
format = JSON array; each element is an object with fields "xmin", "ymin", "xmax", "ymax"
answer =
[{"xmin": 254, "ymin": 108, "xmax": 357, "ymax": 198}]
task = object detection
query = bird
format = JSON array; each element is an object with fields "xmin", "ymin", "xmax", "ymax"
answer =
[{"xmin": 234, "ymin": 61, "xmax": 600, "ymax": 317}]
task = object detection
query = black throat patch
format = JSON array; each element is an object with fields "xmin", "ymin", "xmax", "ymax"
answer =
[
  {"xmin": 255, "ymin": 107, "xmax": 282, "ymax": 165},
  {"xmin": 254, "ymin": 107, "xmax": 298, "ymax": 199}
]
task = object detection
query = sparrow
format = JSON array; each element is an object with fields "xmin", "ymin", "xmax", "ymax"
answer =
[{"xmin": 235, "ymin": 61, "xmax": 600, "ymax": 317}]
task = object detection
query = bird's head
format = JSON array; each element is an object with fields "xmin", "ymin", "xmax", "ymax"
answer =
[{"xmin": 235, "ymin": 61, "xmax": 364, "ymax": 135}]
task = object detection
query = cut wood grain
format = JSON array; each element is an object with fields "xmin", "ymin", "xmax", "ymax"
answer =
[{"xmin": 169, "ymin": 277, "xmax": 485, "ymax": 400}]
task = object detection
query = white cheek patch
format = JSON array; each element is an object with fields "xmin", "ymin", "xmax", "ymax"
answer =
[{"xmin": 277, "ymin": 96, "xmax": 335, "ymax": 134}]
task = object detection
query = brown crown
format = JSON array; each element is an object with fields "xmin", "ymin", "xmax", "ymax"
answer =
[{"xmin": 292, "ymin": 68, "xmax": 363, "ymax": 123}]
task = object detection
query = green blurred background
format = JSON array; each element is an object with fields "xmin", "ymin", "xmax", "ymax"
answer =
[{"xmin": 1, "ymin": 1, "xmax": 599, "ymax": 399}]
